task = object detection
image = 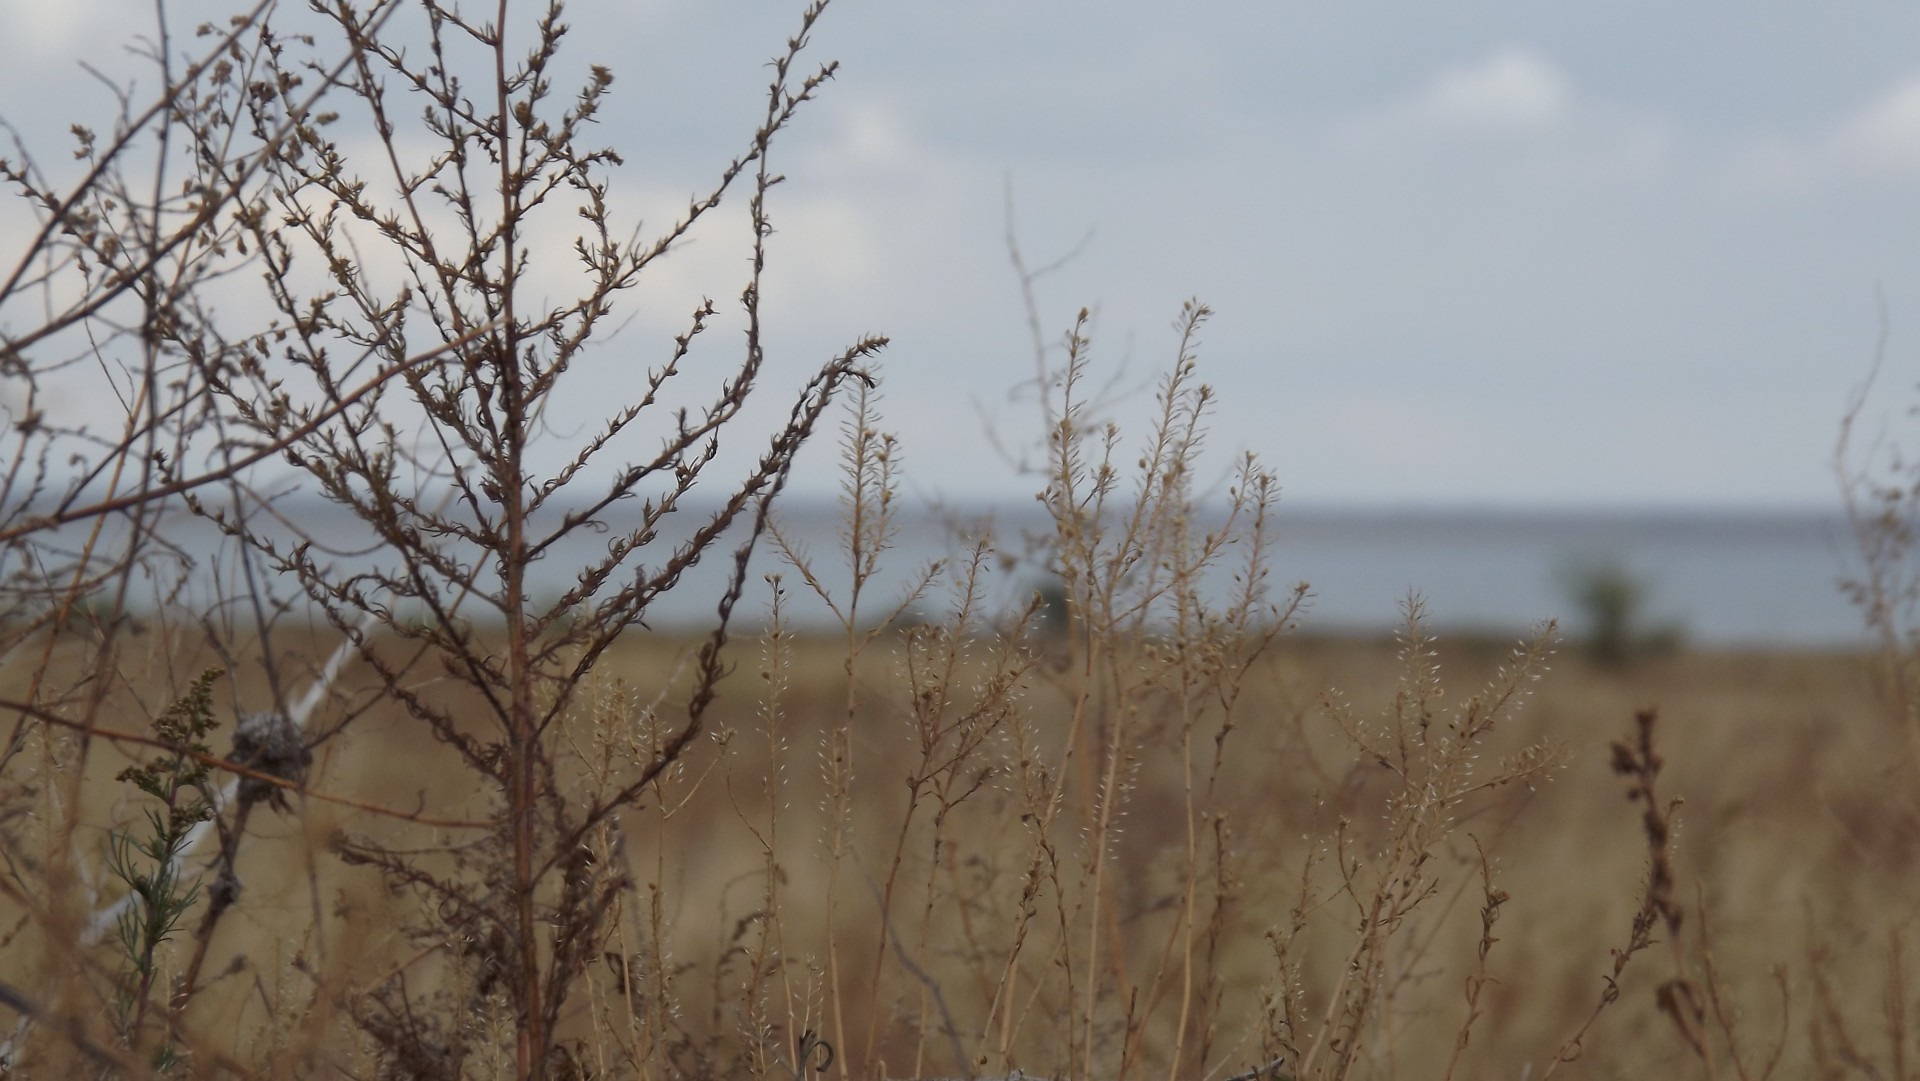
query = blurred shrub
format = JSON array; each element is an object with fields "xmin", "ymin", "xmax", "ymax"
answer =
[{"xmin": 1561, "ymin": 558, "xmax": 1682, "ymax": 666}]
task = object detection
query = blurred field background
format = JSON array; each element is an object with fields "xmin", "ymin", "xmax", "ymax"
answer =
[{"xmin": 7, "ymin": 610, "xmax": 1911, "ymax": 1078}]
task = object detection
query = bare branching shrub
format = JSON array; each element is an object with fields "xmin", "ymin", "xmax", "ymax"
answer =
[
  {"xmin": 1263, "ymin": 604, "xmax": 1561, "ymax": 1081},
  {"xmin": 577, "ymin": 273, "xmax": 1572, "ymax": 1081},
  {"xmin": 1806, "ymin": 313, "xmax": 1920, "ymax": 1081},
  {"xmin": 1838, "ymin": 326, "xmax": 1920, "ymax": 794},
  {"xmin": 0, "ymin": 0, "xmax": 881, "ymax": 1075}
]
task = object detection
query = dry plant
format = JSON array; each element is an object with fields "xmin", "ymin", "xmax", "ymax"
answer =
[
  {"xmin": 0, "ymin": 0, "xmax": 881, "ymax": 1076},
  {"xmin": 1836, "ymin": 306, "xmax": 1920, "ymax": 784},
  {"xmin": 1540, "ymin": 710, "xmax": 1787, "ymax": 1081},
  {"xmin": 1259, "ymin": 602, "xmax": 1562, "ymax": 1081},
  {"xmin": 1813, "ymin": 306, "xmax": 1920, "ymax": 1081},
  {"xmin": 566, "ymin": 262, "xmax": 1578, "ymax": 1081}
]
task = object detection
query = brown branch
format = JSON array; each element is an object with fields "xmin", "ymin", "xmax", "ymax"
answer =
[
  {"xmin": 1, "ymin": 698, "xmax": 497, "ymax": 829},
  {"xmin": 0, "ymin": 318, "xmax": 498, "ymax": 545}
]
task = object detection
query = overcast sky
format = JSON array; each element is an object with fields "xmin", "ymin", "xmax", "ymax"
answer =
[{"xmin": 7, "ymin": 1, "xmax": 1920, "ymax": 511}]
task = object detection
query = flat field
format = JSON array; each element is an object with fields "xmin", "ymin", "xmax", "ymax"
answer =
[{"xmin": 4, "ymin": 626, "xmax": 1914, "ymax": 1079}]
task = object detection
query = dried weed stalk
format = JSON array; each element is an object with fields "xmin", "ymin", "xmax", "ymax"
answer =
[{"xmin": 0, "ymin": 0, "xmax": 879, "ymax": 1076}]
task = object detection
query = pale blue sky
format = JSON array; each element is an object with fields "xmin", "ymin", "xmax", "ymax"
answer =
[{"xmin": 7, "ymin": 2, "xmax": 1920, "ymax": 509}]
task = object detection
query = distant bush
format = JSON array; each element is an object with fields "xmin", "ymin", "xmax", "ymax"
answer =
[{"xmin": 1560, "ymin": 558, "xmax": 1682, "ymax": 666}]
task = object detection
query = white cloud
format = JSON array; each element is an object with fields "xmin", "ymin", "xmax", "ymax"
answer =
[
  {"xmin": 1709, "ymin": 76, "xmax": 1920, "ymax": 195},
  {"xmin": 808, "ymin": 100, "xmax": 922, "ymax": 175},
  {"xmin": 1417, "ymin": 47, "xmax": 1573, "ymax": 132},
  {"xmin": 1830, "ymin": 77, "xmax": 1920, "ymax": 176},
  {"xmin": 0, "ymin": 0, "xmax": 117, "ymax": 75},
  {"xmin": 1329, "ymin": 46, "xmax": 1676, "ymax": 189},
  {"xmin": 1345, "ymin": 46, "xmax": 1575, "ymax": 146}
]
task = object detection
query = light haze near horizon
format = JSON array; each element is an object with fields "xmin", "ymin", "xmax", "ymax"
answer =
[{"xmin": 4, "ymin": 2, "xmax": 1920, "ymax": 512}]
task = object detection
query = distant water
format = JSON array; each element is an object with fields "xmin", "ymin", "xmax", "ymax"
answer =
[
  {"xmin": 829, "ymin": 503, "xmax": 1869, "ymax": 648},
  {"xmin": 1267, "ymin": 507, "xmax": 1867, "ymax": 648},
  {"xmin": 40, "ymin": 499, "xmax": 1875, "ymax": 649}
]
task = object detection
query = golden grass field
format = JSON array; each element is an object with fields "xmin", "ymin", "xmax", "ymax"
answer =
[{"xmin": 7, "ymin": 622, "xmax": 1913, "ymax": 1079}]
